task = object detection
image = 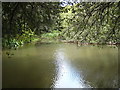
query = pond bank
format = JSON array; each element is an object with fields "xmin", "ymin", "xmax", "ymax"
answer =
[{"xmin": 60, "ymin": 40, "xmax": 120, "ymax": 46}]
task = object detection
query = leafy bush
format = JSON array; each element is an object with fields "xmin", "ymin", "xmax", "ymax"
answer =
[
  {"xmin": 2, "ymin": 29, "xmax": 37, "ymax": 49},
  {"xmin": 41, "ymin": 30, "xmax": 60, "ymax": 39}
]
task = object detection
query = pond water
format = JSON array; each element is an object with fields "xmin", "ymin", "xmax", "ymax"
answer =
[{"xmin": 2, "ymin": 43, "xmax": 118, "ymax": 88}]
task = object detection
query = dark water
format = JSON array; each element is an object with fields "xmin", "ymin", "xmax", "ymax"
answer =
[{"xmin": 2, "ymin": 43, "xmax": 118, "ymax": 88}]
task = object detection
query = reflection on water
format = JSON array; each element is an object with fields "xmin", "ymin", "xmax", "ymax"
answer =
[
  {"xmin": 2, "ymin": 43, "xmax": 118, "ymax": 88},
  {"xmin": 53, "ymin": 49, "xmax": 90, "ymax": 88}
]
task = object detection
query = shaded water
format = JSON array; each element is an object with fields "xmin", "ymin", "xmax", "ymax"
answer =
[{"xmin": 2, "ymin": 43, "xmax": 118, "ymax": 88}]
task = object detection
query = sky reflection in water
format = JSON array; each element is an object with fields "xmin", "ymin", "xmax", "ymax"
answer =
[{"xmin": 53, "ymin": 49, "xmax": 90, "ymax": 88}]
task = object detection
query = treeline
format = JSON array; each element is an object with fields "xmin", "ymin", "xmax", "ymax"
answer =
[{"xmin": 2, "ymin": 2, "xmax": 120, "ymax": 48}]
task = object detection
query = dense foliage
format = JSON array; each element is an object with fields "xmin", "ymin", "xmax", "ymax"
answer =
[
  {"xmin": 2, "ymin": 2, "xmax": 61, "ymax": 48},
  {"xmin": 2, "ymin": 2, "xmax": 120, "ymax": 48},
  {"xmin": 60, "ymin": 2, "xmax": 120, "ymax": 44}
]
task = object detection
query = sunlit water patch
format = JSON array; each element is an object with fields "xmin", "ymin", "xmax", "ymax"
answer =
[{"xmin": 52, "ymin": 48, "xmax": 91, "ymax": 88}]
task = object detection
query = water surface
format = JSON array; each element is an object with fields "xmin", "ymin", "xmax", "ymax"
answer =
[{"xmin": 2, "ymin": 43, "xmax": 118, "ymax": 88}]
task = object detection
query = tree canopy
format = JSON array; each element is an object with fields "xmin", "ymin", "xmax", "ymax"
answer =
[
  {"xmin": 59, "ymin": 2, "xmax": 120, "ymax": 44},
  {"xmin": 2, "ymin": 2, "xmax": 120, "ymax": 48}
]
